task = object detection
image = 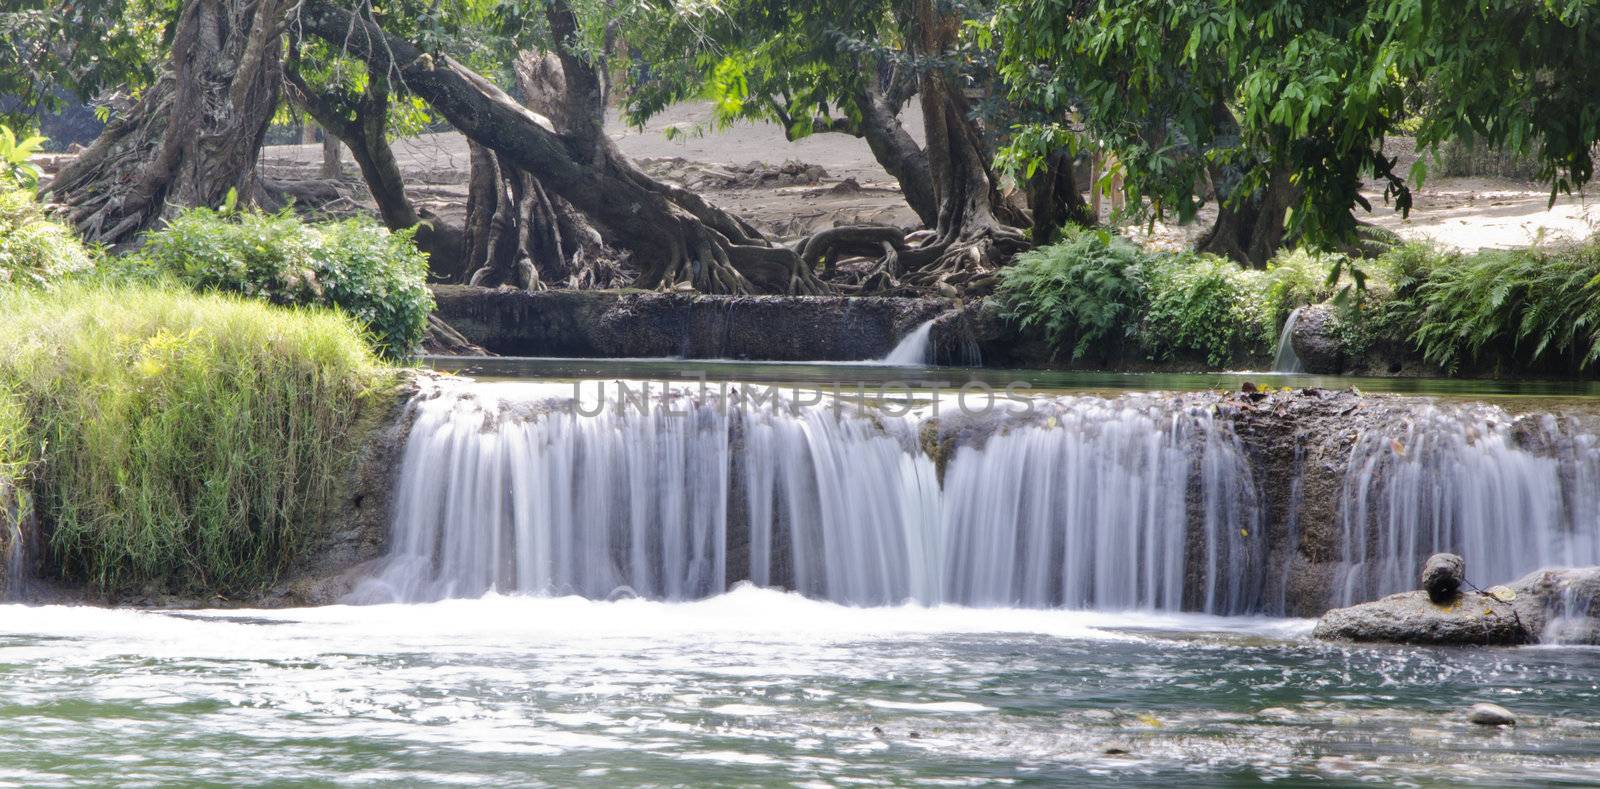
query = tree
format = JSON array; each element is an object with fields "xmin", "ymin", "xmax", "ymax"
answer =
[
  {"xmin": 45, "ymin": 0, "xmax": 290, "ymax": 245},
  {"xmin": 995, "ymin": 0, "xmax": 1410, "ymax": 266},
  {"xmin": 622, "ymin": 0, "xmax": 1051, "ymax": 293},
  {"xmin": 0, "ymin": 0, "xmax": 170, "ymax": 133},
  {"xmin": 298, "ymin": 0, "xmax": 828, "ymax": 294}
]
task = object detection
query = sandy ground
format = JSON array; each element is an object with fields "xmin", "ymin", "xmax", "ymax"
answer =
[{"xmin": 257, "ymin": 100, "xmax": 1596, "ymax": 252}]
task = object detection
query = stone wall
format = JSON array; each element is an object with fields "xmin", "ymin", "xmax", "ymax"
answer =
[{"xmin": 432, "ymin": 286, "xmax": 951, "ymax": 361}]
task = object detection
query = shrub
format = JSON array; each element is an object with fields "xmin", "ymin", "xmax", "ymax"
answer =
[
  {"xmin": 0, "ymin": 188, "xmax": 96, "ymax": 286},
  {"xmin": 995, "ymin": 228, "xmax": 1151, "ymax": 361},
  {"xmin": 1408, "ymin": 241, "xmax": 1600, "ymax": 372},
  {"xmin": 0, "ymin": 283, "xmax": 394, "ymax": 596},
  {"xmin": 1261, "ymin": 248, "xmax": 1339, "ymax": 327},
  {"xmin": 135, "ymin": 207, "xmax": 434, "ymax": 360},
  {"xmin": 1139, "ymin": 252, "xmax": 1272, "ymax": 367},
  {"xmin": 0, "ymin": 125, "xmax": 46, "ymax": 190}
]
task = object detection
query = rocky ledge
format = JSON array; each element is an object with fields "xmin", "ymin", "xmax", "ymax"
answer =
[{"xmin": 1313, "ymin": 554, "xmax": 1600, "ymax": 646}]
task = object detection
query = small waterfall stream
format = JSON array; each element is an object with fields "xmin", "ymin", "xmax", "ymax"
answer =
[
  {"xmin": 1272, "ymin": 307, "xmax": 1305, "ymax": 373},
  {"xmin": 880, "ymin": 320, "xmax": 936, "ymax": 365}
]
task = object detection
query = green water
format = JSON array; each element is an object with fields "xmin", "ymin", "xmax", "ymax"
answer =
[
  {"xmin": 2, "ymin": 592, "xmax": 1597, "ymax": 787},
  {"xmin": 426, "ymin": 355, "xmax": 1600, "ymax": 401}
]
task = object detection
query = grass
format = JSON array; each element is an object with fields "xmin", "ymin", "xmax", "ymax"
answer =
[
  {"xmin": 0, "ymin": 282, "xmax": 396, "ymax": 597},
  {"xmin": 0, "ymin": 188, "xmax": 97, "ymax": 287}
]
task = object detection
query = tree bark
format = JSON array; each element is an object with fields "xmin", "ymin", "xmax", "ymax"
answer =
[
  {"xmin": 1027, "ymin": 150, "xmax": 1093, "ymax": 245},
  {"xmin": 1196, "ymin": 165, "xmax": 1298, "ymax": 268},
  {"xmin": 321, "ymin": 135, "xmax": 343, "ymax": 179},
  {"xmin": 854, "ymin": 81, "xmax": 938, "ymax": 228},
  {"xmin": 893, "ymin": 0, "xmax": 1029, "ymax": 294},
  {"xmin": 1193, "ymin": 104, "xmax": 1298, "ymax": 267},
  {"xmin": 299, "ymin": 0, "xmax": 825, "ymax": 295},
  {"xmin": 48, "ymin": 0, "xmax": 290, "ymax": 246}
]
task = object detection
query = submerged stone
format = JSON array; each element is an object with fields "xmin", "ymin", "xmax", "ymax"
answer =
[{"xmin": 1467, "ymin": 703, "xmax": 1516, "ymax": 726}]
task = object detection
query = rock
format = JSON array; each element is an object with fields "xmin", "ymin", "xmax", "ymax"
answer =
[
  {"xmin": 1467, "ymin": 703, "xmax": 1515, "ymax": 726},
  {"xmin": 1289, "ymin": 304, "xmax": 1344, "ymax": 374},
  {"xmin": 1421, "ymin": 553, "xmax": 1466, "ymax": 604},
  {"xmin": 1312, "ymin": 588, "xmax": 1527, "ymax": 645},
  {"xmin": 1314, "ymin": 566, "xmax": 1600, "ymax": 646}
]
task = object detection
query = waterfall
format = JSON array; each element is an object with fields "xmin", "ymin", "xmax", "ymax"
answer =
[
  {"xmin": 1272, "ymin": 307, "xmax": 1304, "ymax": 373},
  {"xmin": 880, "ymin": 320, "xmax": 935, "ymax": 366},
  {"xmin": 353, "ymin": 382, "xmax": 1265, "ymax": 612},
  {"xmin": 1333, "ymin": 406, "xmax": 1600, "ymax": 606},
  {"xmin": 940, "ymin": 399, "xmax": 1261, "ymax": 612}
]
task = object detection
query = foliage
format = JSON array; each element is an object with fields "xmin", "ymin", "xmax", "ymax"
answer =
[
  {"xmin": 0, "ymin": 124, "xmax": 47, "ymax": 189},
  {"xmin": 998, "ymin": 230, "xmax": 1348, "ymax": 365},
  {"xmin": 1406, "ymin": 241, "xmax": 1600, "ymax": 373},
  {"xmin": 995, "ymin": 228, "xmax": 1150, "ymax": 360},
  {"xmin": 1261, "ymin": 249, "xmax": 1337, "ymax": 327},
  {"xmin": 0, "ymin": 282, "xmax": 391, "ymax": 596},
  {"xmin": 0, "ymin": 0, "xmax": 175, "ymax": 131},
  {"xmin": 993, "ymin": 0, "xmax": 1600, "ymax": 252},
  {"xmin": 133, "ymin": 206, "xmax": 434, "ymax": 360},
  {"xmin": 0, "ymin": 383, "xmax": 29, "ymax": 562},
  {"xmin": 0, "ymin": 187, "xmax": 97, "ymax": 286},
  {"xmin": 1139, "ymin": 252, "xmax": 1271, "ymax": 367}
]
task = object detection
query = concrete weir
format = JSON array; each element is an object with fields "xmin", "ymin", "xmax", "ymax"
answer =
[{"xmin": 431, "ymin": 285, "xmax": 951, "ymax": 361}]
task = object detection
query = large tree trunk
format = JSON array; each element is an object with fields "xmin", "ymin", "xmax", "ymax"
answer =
[
  {"xmin": 1193, "ymin": 104, "xmax": 1298, "ymax": 267},
  {"xmin": 283, "ymin": 60, "xmax": 469, "ymax": 281},
  {"xmin": 894, "ymin": 0, "xmax": 1029, "ymax": 293},
  {"xmin": 854, "ymin": 79, "xmax": 938, "ymax": 228},
  {"xmin": 47, "ymin": 0, "xmax": 289, "ymax": 246},
  {"xmin": 1027, "ymin": 150, "xmax": 1094, "ymax": 245},
  {"xmin": 299, "ymin": 0, "xmax": 825, "ymax": 295},
  {"xmin": 1196, "ymin": 165, "xmax": 1298, "ymax": 268}
]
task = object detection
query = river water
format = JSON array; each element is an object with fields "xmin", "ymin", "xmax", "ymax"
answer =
[
  {"xmin": 5, "ymin": 360, "xmax": 1600, "ymax": 785},
  {"xmin": 0, "ymin": 588, "xmax": 1593, "ymax": 780},
  {"xmin": 2, "ymin": 589, "xmax": 1598, "ymax": 786}
]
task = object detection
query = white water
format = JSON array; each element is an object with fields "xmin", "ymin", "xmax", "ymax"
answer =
[
  {"xmin": 880, "ymin": 319, "xmax": 935, "ymax": 365},
  {"xmin": 1333, "ymin": 406, "xmax": 1600, "ymax": 605},
  {"xmin": 355, "ymin": 382, "xmax": 1262, "ymax": 612},
  {"xmin": 1272, "ymin": 307, "xmax": 1304, "ymax": 373}
]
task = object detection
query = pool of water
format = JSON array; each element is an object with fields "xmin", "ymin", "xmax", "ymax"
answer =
[
  {"xmin": 427, "ymin": 355, "xmax": 1600, "ymax": 401},
  {"xmin": 2, "ymin": 589, "xmax": 1597, "ymax": 786}
]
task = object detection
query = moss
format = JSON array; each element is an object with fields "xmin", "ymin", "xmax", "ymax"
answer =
[{"xmin": 0, "ymin": 282, "xmax": 397, "ymax": 597}]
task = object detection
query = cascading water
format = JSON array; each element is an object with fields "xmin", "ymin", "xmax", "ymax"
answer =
[
  {"xmin": 353, "ymin": 381, "xmax": 1265, "ymax": 612},
  {"xmin": 1333, "ymin": 406, "xmax": 1600, "ymax": 606},
  {"xmin": 880, "ymin": 319, "xmax": 935, "ymax": 365},
  {"xmin": 940, "ymin": 400, "xmax": 1262, "ymax": 612},
  {"xmin": 1272, "ymin": 307, "xmax": 1305, "ymax": 373}
]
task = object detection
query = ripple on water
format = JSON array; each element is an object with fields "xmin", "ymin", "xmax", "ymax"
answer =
[{"xmin": 0, "ymin": 588, "xmax": 1595, "ymax": 786}]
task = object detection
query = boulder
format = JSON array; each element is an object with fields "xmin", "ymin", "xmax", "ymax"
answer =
[
  {"xmin": 1313, "ymin": 566, "xmax": 1600, "ymax": 646},
  {"xmin": 1289, "ymin": 304, "xmax": 1344, "ymax": 374},
  {"xmin": 1421, "ymin": 553, "xmax": 1466, "ymax": 604},
  {"xmin": 1467, "ymin": 703, "xmax": 1516, "ymax": 726}
]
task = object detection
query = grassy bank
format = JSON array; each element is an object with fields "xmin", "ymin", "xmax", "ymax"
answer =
[{"xmin": 0, "ymin": 283, "xmax": 397, "ymax": 597}]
